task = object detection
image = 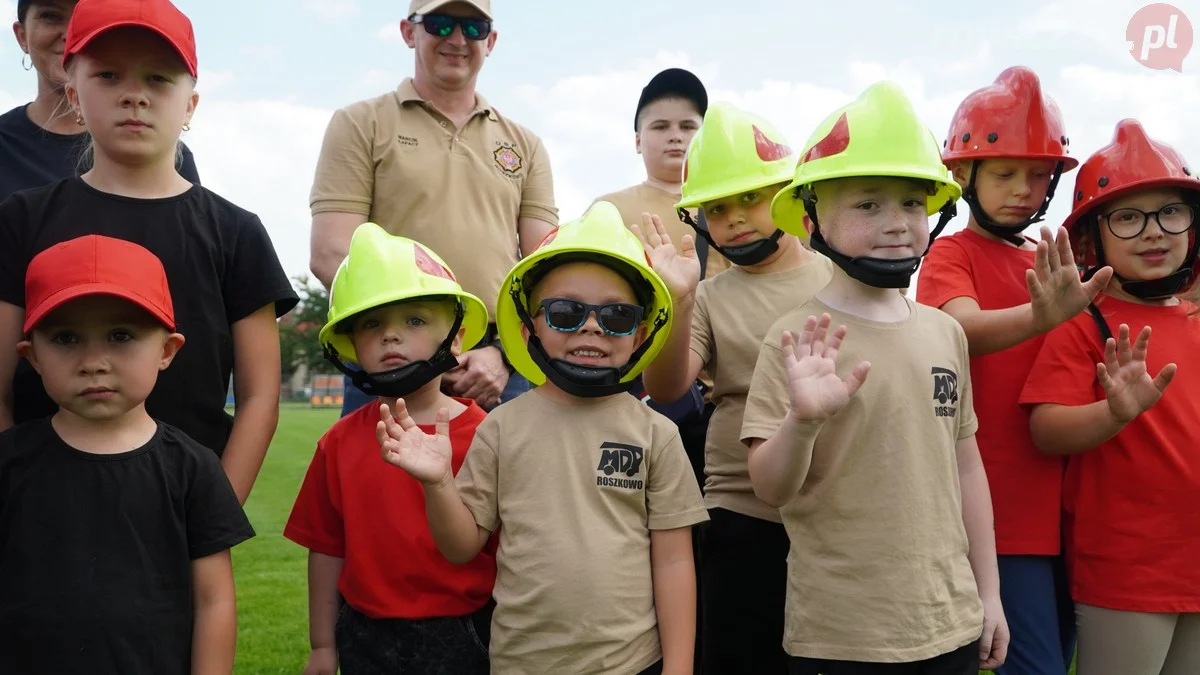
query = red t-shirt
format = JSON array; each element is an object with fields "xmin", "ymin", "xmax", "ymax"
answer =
[
  {"xmin": 284, "ymin": 399, "xmax": 498, "ymax": 619},
  {"xmin": 917, "ymin": 228, "xmax": 1064, "ymax": 555},
  {"xmin": 1020, "ymin": 296, "xmax": 1200, "ymax": 612}
]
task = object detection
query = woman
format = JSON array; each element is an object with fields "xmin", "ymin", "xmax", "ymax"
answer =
[{"xmin": 3, "ymin": 0, "xmax": 199, "ymax": 202}]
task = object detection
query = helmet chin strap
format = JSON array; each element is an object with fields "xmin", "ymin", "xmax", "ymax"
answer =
[
  {"xmin": 509, "ymin": 281, "xmax": 669, "ymax": 398},
  {"xmin": 323, "ymin": 306, "xmax": 466, "ymax": 399},
  {"xmin": 677, "ymin": 208, "xmax": 784, "ymax": 266},
  {"xmin": 961, "ymin": 160, "xmax": 1064, "ymax": 247},
  {"xmin": 798, "ymin": 186, "xmax": 958, "ymax": 289},
  {"xmin": 1086, "ymin": 222, "xmax": 1200, "ymax": 301}
]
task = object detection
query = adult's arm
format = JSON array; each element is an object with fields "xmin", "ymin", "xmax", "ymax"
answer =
[
  {"xmin": 310, "ymin": 212, "xmax": 368, "ymax": 290},
  {"xmin": 0, "ymin": 303, "xmax": 23, "ymax": 430},
  {"xmin": 516, "ymin": 135, "xmax": 559, "ymax": 256},
  {"xmin": 309, "ymin": 108, "xmax": 376, "ymax": 289}
]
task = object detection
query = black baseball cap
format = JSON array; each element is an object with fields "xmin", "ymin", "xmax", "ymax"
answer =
[{"xmin": 634, "ymin": 68, "xmax": 708, "ymax": 131}]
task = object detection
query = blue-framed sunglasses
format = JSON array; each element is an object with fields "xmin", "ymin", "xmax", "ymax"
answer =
[
  {"xmin": 537, "ymin": 298, "xmax": 644, "ymax": 336},
  {"xmin": 411, "ymin": 13, "xmax": 492, "ymax": 41}
]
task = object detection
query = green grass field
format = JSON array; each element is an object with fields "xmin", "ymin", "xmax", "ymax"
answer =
[{"xmin": 232, "ymin": 404, "xmax": 1074, "ymax": 674}]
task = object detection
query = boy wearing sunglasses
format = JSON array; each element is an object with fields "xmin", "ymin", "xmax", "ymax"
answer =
[
  {"xmin": 635, "ymin": 102, "xmax": 831, "ymax": 675},
  {"xmin": 742, "ymin": 82, "xmax": 1008, "ymax": 674},
  {"xmin": 286, "ymin": 224, "xmax": 498, "ymax": 675},
  {"xmin": 379, "ymin": 201, "xmax": 708, "ymax": 675}
]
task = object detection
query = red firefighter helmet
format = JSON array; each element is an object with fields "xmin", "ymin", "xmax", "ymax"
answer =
[
  {"xmin": 943, "ymin": 66, "xmax": 1078, "ymax": 170},
  {"xmin": 1063, "ymin": 119, "xmax": 1200, "ymax": 267}
]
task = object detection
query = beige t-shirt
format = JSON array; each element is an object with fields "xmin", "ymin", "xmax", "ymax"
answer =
[
  {"xmin": 456, "ymin": 390, "xmax": 709, "ymax": 674},
  {"xmin": 595, "ymin": 182, "xmax": 732, "ymax": 278},
  {"xmin": 691, "ymin": 254, "xmax": 833, "ymax": 522},
  {"xmin": 310, "ymin": 79, "xmax": 558, "ymax": 315},
  {"xmin": 740, "ymin": 296, "xmax": 984, "ymax": 662}
]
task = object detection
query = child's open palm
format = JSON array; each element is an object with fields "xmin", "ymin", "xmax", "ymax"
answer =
[
  {"xmin": 1098, "ymin": 323, "xmax": 1176, "ymax": 424},
  {"xmin": 376, "ymin": 400, "xmax": 453, "ymax": 487},
  {"xmin": 629, "ymin": 212, "xmax": 700, "ymax": 303},
  {"xmin": 1027, "ymin": 226, "xmax": 1113, "ymax": 332},
  {"xmin": 782, "ymin": 313, "xmax": 871, "ymax": 422}
]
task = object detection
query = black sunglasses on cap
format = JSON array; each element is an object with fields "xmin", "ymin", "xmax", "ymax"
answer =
[{"xmin": 411, "ymin": 14, "xmax": 492, "ymax": 41}]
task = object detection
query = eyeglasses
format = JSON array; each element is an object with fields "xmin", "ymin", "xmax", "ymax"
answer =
[
  {"xmin": 537, "ymin": 298, "xmax": 644, "ymax": 336},
  {"xmin": 1101, "ymin": 202, "xmax": 1195, "ymax": 239},
  {"xmin": 410, "ymin": 14, "xmax": 492, "ymax": 41}
]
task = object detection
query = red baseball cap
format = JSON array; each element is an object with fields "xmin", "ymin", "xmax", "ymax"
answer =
[
  {"xmin": 64, "ymin": 0, "xmax": 198, "ymax": 77},
  {"xmin": 24, "ymin": 235, "xmax": 176, "ymax": 334}
]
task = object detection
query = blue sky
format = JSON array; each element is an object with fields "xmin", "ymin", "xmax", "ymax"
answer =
[{"xmin": 3, "ymin": 0, "xmax": 1199, "ymax": 293}]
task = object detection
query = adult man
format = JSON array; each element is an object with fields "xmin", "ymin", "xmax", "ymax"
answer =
[{"xmin": 308, "ymin": 0, "xmax": 557, "ymax": 414}]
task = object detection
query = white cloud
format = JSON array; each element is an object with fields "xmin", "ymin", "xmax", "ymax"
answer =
[
  {"xmin": 377, "ymin": 22, "xmax": 404, "ymax": 44},
  {"xmin": 303, "ymin": 0, "xmax": 359, "ymax": 21},
  {"xmin": 185, "ymin": 98, "xmax": 334, "ymax": 284},
  {"xmin": 352, "ymin": 68, "xmax": 401, "ymax": 93},
  {"xmin": 196, "ymin": 68, "xmax": 235, "ymax": 95}
]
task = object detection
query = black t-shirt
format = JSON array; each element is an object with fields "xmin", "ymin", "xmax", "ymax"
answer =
[
  {"xmin": 0, "ymin": 178, "xmax": 299, "ymax": 454},
  {"xmin": 0, "ymin": 104, "xmax": 201, "ymax": 203},
  {"xmin": 0, "ymin": 419, "xmax": 254, "ymax": 674}
]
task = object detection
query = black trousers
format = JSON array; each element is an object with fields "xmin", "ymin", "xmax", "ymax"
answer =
[
  {"xmin": 788, "ymin": 639, "xmax": 981, "ymax": 675},
  {"xmin": 679, "ymin": 402, "xmax": 713, "ymax": 673},
  {"xmin": 701, "ymin": 507, "xmax": 791, "ymax": 674},
  {"xmin": 335, "ymin": 601, "xmax": 494, "ymax": 674}
]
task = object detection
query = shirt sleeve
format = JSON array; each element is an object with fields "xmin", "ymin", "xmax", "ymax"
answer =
[
  {"xmin": 310, "ymin": 107, "xmax": 375, "ymax": 216},
  {"xmin": 282, "ymin": 438, "xmax": 345, "ymax": 557},
  {"xmin": 740, "ymin": 325, "xmax": 791, "ymax": 444},
  {"xmin": 223, "ymin": 211, "xmax": 300, "ymax": 321},
  {"xmin": 646, "ymin": 425, "xmax": 709, "ymax": 530},
  {"xmin": 689, "ymin": 281, "xmax": 714, "ymax": 365},
  {"xmin": 916, "ymin": 237, "xmax": 978, "ymax": 309},
  {"xmin": 0, "ymin": 194, "xmax": 30, "ymax": 308},
  {"xmin": 455, "ymin": 418, "xmax": 501, "ymax": 532},
  {"xmin": 951, "ymin": 319, "xmax": 980, "ymax": 439},
  {"xmin": 178, "ymin": 142, "xmax": 201, "ymax": 185},
  {"xmin": 518, "ymin": 135, "xmax": 558, "ymax": 226},
  {"xmin": 1020, "ymin": 315, "xmax": 1104, "ymax": 407},
  {"xmin": 186, "ymin": 448, "xmax": 255, "ymax": 560}
]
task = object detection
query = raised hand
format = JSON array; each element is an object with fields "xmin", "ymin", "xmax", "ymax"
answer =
[
  {"xmin": 782, "ymin": 313, "xmax": 871, "ymax": 422},
  {"xmin": 376, "ymin": 399, "xmax": 454, "ymax": 487},
  {"xmin": 1098, "ymin": 323, "xmax": 1176, "ymax": 424},
  {"xmin": 629, "ymin": 211, "xmax": 701, "ymax": 303},
  {"xmin": 1027, "ymin": 226, "xmax": 1113, "ymax": 332}
]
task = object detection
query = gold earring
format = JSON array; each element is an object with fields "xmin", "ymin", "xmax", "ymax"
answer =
[
  {"xmin": 182, "ymin": 121, "xmax": 191, "ymax": 132},
  {"xmin": 75, "ymin": 113, "xmax": 85, "ymax": 126}
]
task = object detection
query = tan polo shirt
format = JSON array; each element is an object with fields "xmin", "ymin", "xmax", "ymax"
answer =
[
  {"xmin": 310, "ymin": 78, "xmax": 558, "ymax": 315},
  {"xmin": 741, "ymin": 297, "xmax": 984, "ymax": 663},
  {"xmin": 456, "ymin": 389, "xmax": 709, "ymax": 674},
  {"xmin": 595, "ymin": 182, "xmax": 731, "ymax": 278},
  {"xmin": 691, "ymin": 253, "xmax": 833, "ymax": 522}
]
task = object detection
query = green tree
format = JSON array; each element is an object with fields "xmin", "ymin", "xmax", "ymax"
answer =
[{"xmin": 279, "ymin": 275, "xmax": 335, "ymax": 380}]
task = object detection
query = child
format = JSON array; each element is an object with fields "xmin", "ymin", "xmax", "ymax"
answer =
[
  {"xmin": 635, "ymin": 101, "xmax": 831, "ymax": 674},
  {"xmin": 0, "ymin": 0, "xmax": 297, "ymax": 504},
  {"xmin": 741, "ymin": 82, "xmax": 1008, "ymax": 674},
  {"xmin": 1020, "ymin": 119, "xmax": 1200, "ymax": 675},
  {"xmin": 285, "ymin": 223, "xmax": 497, "ymax": 675},
  {"xmin": 0, "ymin": 235, "xmax": 253, "ymax": 674},
  {"xmin": 378, "ymin": 201, "xmax": 709, "ymax": 675},
  {"xmin": 596, "ymin": 67, "xmax": 730, "ymax": 278},
  {"xmin": 916, "ymin": 66, "xmax": 1105, "ymax": 675}
]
